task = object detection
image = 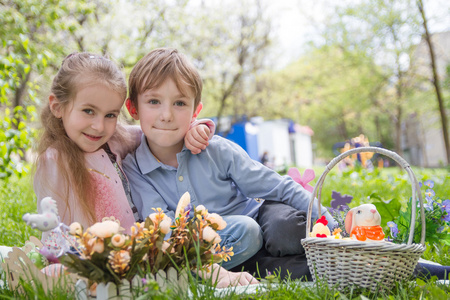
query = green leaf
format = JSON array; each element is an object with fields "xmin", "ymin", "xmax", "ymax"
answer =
[{"xmin": 416, "ymin": 278, "xmax": 426, "ymax": 287}]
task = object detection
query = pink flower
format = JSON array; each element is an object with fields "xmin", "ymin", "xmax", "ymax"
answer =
[{"xmin": 287, "ymin": 168, "xmax": 315, "ymax": 193}]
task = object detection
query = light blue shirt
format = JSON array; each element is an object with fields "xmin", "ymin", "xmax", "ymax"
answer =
[{"xmin": 123, "ymin": 134, "xmax": 334, "ymax": 227}]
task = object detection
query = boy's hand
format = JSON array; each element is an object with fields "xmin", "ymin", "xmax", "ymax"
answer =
[
  {"xmin": 214, "ymin": 268, "xmax": 259, "ymax": 289},
  {"xmin": 185, "ymin": 124, "xmax": 210, "ymax": 154}
]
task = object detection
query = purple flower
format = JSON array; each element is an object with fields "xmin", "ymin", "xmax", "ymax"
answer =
[
  {"xmin": 424, "ymin": 199, "xmax": 435, "ymax": 211},
  {"xmin": 423, "ymin": 180, "xmax": 434, "ymax": 188},
  {"xmin": 425, "ymin": 189, "xmax": 435, "ymax": 201},
  {"xmin": 442, "ymin": 199, "xmax": 450, "ymax": 222},
  {"xmin": 387, "ymin": 221, "xmax": 398, "ymax": 238},
  {"xmin": 330, "ymin": 191, "xmax": 353, "ymax": 209},
  {"xmin": 184, "ymin": 203, "xmax": 192, "ymax": 214}
]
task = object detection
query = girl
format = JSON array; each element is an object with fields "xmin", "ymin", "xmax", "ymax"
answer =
[{"xmin": 34, "ymin": 52, "xmax": 213, "ymax": 234}]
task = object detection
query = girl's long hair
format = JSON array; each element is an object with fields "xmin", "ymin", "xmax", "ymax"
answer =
[{"xmin": 36, "ymin": 52, "xmax": 128, "ymax": 224}]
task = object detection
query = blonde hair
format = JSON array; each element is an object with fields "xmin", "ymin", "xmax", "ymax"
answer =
[
  {"xmin": 36, "ymin": 52, "xmax": 128, "ymax": 224},
  {"xmin": 128, "ymin": 48, "xmax": 202, "ymax": 109}
]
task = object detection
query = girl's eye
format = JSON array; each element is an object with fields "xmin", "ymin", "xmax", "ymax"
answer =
[
  {"xmin": 106, "ymin": 113, "xmax": 117, "ymax": 119},
  {"xmin": 83, "ymin": 109, "xmax": 94, "ymax": 115}
]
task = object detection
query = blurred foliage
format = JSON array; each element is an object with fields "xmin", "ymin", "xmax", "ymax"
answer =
[
  {"xmin": 0, "ymin": 106, "xmax": 37, "ymax": 179},
  {"xmin": 0, "ymin": 0, "xmax": 95, "ymax": 179},
  {"xmin": 1, "ymin": 0, "xmax": 449, "ymax": 178}
]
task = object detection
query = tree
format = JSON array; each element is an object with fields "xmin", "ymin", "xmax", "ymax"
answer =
[
  {"xmin": 181, "ymin": 0, "xmax": 273, "ymax": 133},
  {"xmin": 0, "ymin": 0, "xmax": 67, "ymax": 178},
  {"xmin": 417, "ymin": 0, "xmax": 449, "ymax": 164}
]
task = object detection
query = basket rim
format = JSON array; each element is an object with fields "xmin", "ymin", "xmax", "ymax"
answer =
[
  {"xmin": 306, "ymin": 146, "xmax": 425, "ymax": 246},
  {"xmin": 301, "ymin": 236, "xmax": 425, "ymax": 251}
]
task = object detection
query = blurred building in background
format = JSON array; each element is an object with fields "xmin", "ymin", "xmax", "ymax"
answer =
[{"xmin": 214, "ymin": 116, "xmax": 314, "ymax": 169}]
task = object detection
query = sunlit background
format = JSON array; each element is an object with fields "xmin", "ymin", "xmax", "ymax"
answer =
[{"xmin": 1, "ymin": 0, "xmax": 449, "ymax": 178}]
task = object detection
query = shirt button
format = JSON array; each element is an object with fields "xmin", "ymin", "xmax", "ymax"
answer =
[{"xmin": 178, "ymin": 176, "xmax": 184, "ymax": 182}]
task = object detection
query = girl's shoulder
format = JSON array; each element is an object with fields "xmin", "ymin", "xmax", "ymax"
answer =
[{"xmin": 39, "ymin": 147, "xmax": 59, "ymax": 162}]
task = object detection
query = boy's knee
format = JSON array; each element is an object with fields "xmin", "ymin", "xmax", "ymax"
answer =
[
  {"xmin": 226, "ymin": 215, "xmax": 263, "ymax": 247},
  {"xmin": 259, "ymin": 201, "xmax": 307, "ymax": 257},
  {"xmin": 220, "ymin": 216, "xmax": 262, "ymax": 269}
]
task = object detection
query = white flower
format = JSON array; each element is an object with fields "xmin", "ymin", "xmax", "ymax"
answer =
[
  {"xmin": 88, "ymin": 220, "xmax": 120, "ymax": 238},
  {"xmin": 161, "ymin": 241, "xmax": 170, "ymax": 253},
  {"xmin": 111, "ymin": 234, "xmax": 126, "ymax": 248},
  {"xmin": 69, "ymin": 222, "xmax": 82, "ymax": 235},
  {"xmin": 195, "ymin": 205, "xmax": 207, "ymax": 214},
  {"xmin": 149, "ymin": 213, "xmax": 158, "ymax": 224},
  {"xmin": 160, "ymin": 217, "xmax": 171, "ymax": 235},
  {"xmin": 89, "ymin": 238, "xmax": 105, "ymax": 254},
  {"xmin": 202, "ymin": 226, "xmax": 221, "ymax": 243},
  {"xmin": 206, "ymin": 213, "xmax": 227, "ymax": 230}
]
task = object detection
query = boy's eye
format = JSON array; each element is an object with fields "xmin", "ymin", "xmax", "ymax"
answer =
[
  {"xmin": 174, "ymin": 101, "xmax": 186, "ymax": 107},
  {"xmin": 149, "ymin": 99, "xmax": 159, "ymax": 105},
  {"xmin": 83, "ymin": 109, "xmax": 94, "ymax": 115},
  {"xmin": 105, "ymin": 113, "xmax": 117, "ymax": 118}
]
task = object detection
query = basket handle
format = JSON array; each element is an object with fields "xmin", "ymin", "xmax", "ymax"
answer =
[{"xmin": 306, "ymin": 146, "xmax": 425, "ymax": 246}]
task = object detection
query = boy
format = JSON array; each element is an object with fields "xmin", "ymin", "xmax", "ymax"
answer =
[{"xmin": 123, "ymin": 48, "xmax": 336, "ymax": 279}]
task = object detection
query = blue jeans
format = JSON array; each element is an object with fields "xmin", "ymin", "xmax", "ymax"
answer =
[{"xmin": 218, "ymin": 215, "xmax": 263, "ymax": 270}]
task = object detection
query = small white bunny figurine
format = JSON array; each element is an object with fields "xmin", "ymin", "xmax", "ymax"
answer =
[
  {"xmin": 344, "ymin": 204, "xmax": 385, "ymax": 241},
  {"xmin": 23, "ymin": 197, "xmax": 59, "ymax": 232}
]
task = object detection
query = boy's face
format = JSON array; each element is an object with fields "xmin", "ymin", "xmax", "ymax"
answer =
[{"xmin": 132, "ymin": 77, "xmax": 197, "ymax": 153}]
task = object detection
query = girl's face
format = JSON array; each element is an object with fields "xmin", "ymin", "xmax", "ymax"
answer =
[{"xmin": 51, "ymin": 84, "xmax": 124, "ymax": 153}]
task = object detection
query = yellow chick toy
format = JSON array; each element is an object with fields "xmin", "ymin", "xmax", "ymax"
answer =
[{"xmin": 310, "ymin": 216, "xmax": 331, "ymax": 238}]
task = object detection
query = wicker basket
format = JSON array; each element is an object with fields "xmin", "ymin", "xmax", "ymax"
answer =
[{"xmin": 301, "ymin": 147, "xmax": 426, "ymax": 291}]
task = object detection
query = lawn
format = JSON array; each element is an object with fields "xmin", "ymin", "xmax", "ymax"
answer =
[{"xmin": 1, "ymin": 164, "xmax": 449, "ymax": 299}]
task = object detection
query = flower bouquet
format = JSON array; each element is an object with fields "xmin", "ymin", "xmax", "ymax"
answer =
[{"xmin": 59, "ymin": 192, "xmax": 233, "ymax": 287}]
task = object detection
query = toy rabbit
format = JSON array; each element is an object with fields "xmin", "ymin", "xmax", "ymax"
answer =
[
  {"xmin": 344, "ymin": 204, "xmax": 385, "ymax": 241},
  {"xmin": 22, "ymin": 197, "xmax": 59, "ymax": 232}
]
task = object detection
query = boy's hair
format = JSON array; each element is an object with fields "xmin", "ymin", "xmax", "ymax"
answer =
[
  {"xmin": 36, "ymin": 52, "xmax": 128, "ymax": 224},
  {"xmin": 128, "ymin": 48, "xmax": 202, "ymax": 109}
]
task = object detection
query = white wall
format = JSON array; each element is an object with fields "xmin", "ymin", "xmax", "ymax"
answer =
[
  {"xmin": 291, "ymin": 132, "xmax": 313, "ymax": 168},
  {"xmin": 257, "ymin": 120, "xmax": 292, "ymax": 167}
]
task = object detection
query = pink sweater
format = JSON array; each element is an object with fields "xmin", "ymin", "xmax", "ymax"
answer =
[{"xmin": 34, "ymin": 126, "xmax": 142, "ymax": 233}]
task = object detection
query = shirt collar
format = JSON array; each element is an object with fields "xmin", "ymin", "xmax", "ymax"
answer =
[
  {"xmin": 135, "ymin": 134, "xmax": 190, "ymax": 174},
  {"xmin": 135, "ymin": 134, "xmax": 161, "ymax": 174}
]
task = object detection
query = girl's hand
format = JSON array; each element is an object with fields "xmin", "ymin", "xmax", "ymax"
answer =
[{"xmin": 185, "ymin": 124, "xmax": 210, "ymax": 154}]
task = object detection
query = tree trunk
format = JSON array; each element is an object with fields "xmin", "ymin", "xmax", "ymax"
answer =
[{"xmin": 417, "ymin": 0, "xmax": 450, "ymax": 165}]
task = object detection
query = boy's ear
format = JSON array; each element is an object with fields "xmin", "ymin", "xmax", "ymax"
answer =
[
  {"xmin": 49, "ymin": 94, "xmax": 63, "ymax": 118},
  {"xmin": 126, "ymin": 98, "xmax": 139, "ymax": 120},
  {"xmin": 193, "ymin": 102, "xmax": 203, "ymax": 119}
]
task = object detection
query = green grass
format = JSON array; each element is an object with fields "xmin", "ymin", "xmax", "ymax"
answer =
[
  {"xmin": 0, "ymin": 172, "xmax": 41, "ymax": 246},
  {"xmin": 1, "ymin": 165, "xmax": 449, "ymax": 299}
]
